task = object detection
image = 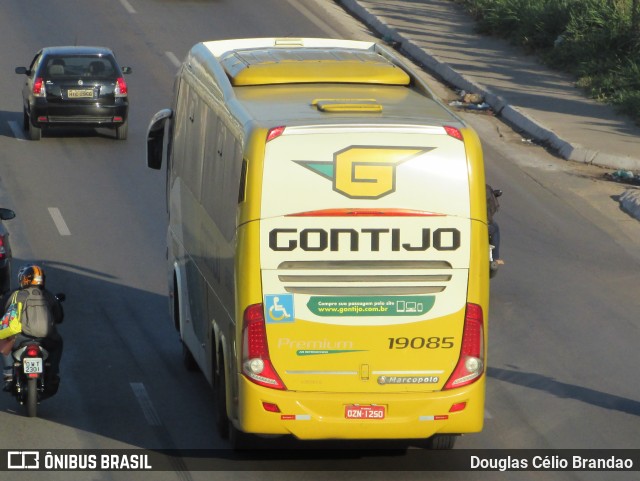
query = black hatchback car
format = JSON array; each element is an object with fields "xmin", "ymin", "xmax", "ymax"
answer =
[{"xmin": 15, "ymin": 46, "xmax": 131, "ymax": 140}]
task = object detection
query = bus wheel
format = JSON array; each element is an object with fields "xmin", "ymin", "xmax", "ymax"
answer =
[
  {"xmin": 228, "ymin": 421, "xmax": 257, "ymax": 450},
  {"xmin": 181, "ymin": 341, "xmax": 199, "ymax": 372},
  {"xmin": 214, "ymin": 356, "xmax": 230, "ymax": 439},
  {"xmin": 425, "ymin": 434, "xmax": 457, "ymax": 450},
  {"xmin": 172, "ymin": 277, "xmax": 180, "ymax": 331}
]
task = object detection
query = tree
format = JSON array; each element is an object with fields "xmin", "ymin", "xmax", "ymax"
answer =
[{"xmin": 633, "ymin": 0, "xmax": 640, "ymax": 41}]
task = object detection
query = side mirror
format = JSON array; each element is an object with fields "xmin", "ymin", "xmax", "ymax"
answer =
[
  {"xmin": 493, "ymin": 189, "xmax": 503, "ymax": 198},
  {"xmin": 146, "ymin": 108, "xmax": 173, "ymax": 170},
  {"xmin": 15, "ymin": 67, "xmax": 28, "ymax": 75},
  {"xmin": 121, "ymin": 66, "xmax": 132, "ymax": 75},
  {"xmin": 0, "ymin": 208, "xmax": 16, "ymax": 221}
]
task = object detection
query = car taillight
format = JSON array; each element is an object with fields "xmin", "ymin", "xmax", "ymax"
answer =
[
  {"xmin": 115, "ymin": 77, "xmax": 128, "ymax": 97},
  {"xmin": 241, "ymin": 303, "xmax": 286, "ymax": 390},
  {"xmin": 33, "ymin": 77, "xmax": 46, "ymax": 97},
  {"xmin": 0, "ymin": 236, "xmax": 6, "ymax": 260},
  {"xmin": 444, "ymin": 303, "xmax": 484, "ymax": 390}
]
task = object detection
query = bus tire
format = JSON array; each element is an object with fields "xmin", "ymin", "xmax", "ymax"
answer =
[
  {"xmin": 228, "ymin": 421, "xmax": 257, "ymax": 450},
  {"xmin": 425, "ymin": 434, "xmax": 457, "ymax": 450},
  {"xmin": 172, "ymin": 275, "xmax": 180, "ymax": 331},
  {"xmin": 181, "ymin": 341, "xmax": 199, "ymax": 372},
  {"xmin": 214, "ymin": 354, "xmax": 230, "ymax": 439}
]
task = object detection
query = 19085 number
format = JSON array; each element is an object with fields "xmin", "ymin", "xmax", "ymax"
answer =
[{"xmin": 388, "ymin": 337, "xmax": 454, "ymax": 349}]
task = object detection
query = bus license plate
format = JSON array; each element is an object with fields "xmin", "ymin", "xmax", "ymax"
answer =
[
  {"xmin": 345, "ymin": 405, "xmax": 385, "ymax": 420},
  {"xmin": 23, "ymin": 358, "xmax": 43, "ymax": 374}
]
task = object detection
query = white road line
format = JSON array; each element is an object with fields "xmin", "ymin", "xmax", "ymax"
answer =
[
  {"xmin": 119, "ymin": 0, "xmax": 136, "ymax": 14},
  {"xmin": 48, "ymin": 208, "xmax": 71, "ymax": 236},
  {"xmin": 165, "ymin": 51, "xmax": 181, "ymax": 69},
  {"xmin": 8, "ymin": 121, "xmax": 26, "ymax": 141},
  {"xmin": 130, "ymin": 382, "xmax": 162, "ymax": 426}
]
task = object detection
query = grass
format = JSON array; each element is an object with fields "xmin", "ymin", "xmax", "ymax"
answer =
[{"xmin": 452, "ymin": 0, "xmax": 640, "ymax": 125}]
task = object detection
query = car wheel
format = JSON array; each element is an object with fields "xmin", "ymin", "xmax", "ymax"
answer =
[
  {"xmin": 115, "ymin": 119, "xmax": 128, "ymax": 140},
  {"xmin": 28, "ymin": 121, "xmax": 41, "ymax": 141},
  {"xmin": 29, "ymin": 118, "xmax": 42, "ymax": 140},
  {"xmin": 22, "ymin": 109, "xmax": 29, "ymax": 131},
  {"xmin": 0, "ymin": 271, "xmax": 10, "ymax": 296}
]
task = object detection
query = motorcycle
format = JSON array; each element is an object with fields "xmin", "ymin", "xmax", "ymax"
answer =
[{"xmin": 9, "ymin": 293, "xmax": 65, "ymax": 417}]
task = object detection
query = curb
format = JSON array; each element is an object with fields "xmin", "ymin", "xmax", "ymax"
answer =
[{"xmin": 337, "ymin": 0, "xmax": 640, "ymax": 172}]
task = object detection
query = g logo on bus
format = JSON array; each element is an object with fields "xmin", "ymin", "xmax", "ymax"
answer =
[{"xmin": 295, "ymin": 146, "xmax": 433, "ymax": 199}]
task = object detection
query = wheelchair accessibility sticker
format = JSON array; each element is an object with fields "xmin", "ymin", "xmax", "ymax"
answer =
[{"xmin": 265, "ymin": 294, "xmax": 295, "ymax": 323}]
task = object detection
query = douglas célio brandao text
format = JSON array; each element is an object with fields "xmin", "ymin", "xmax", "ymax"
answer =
[{"xmin": 470, "ymin": 454, "xmax": 635, "ymax": 471}]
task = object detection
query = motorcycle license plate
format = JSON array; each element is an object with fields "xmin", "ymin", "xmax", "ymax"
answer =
[
  {"xmin": 345, "ymin": 405, "xmax": 385, "ymax": 420},
  {"xmin": 23, "ymin": 358, "xmax": 43, "ymax": 374}
]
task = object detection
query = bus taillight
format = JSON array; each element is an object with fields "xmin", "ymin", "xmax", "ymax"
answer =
[
  {"xmin": 444, "ymin": 303, "xmax": 484, "ymax": 390},
  {"xmin": 241, "ymin": 303, "xmax": 286, "ymax": 390},
  {"xmin": 266, "ymin": 126, "xmax": 285, "ymax": 142}
]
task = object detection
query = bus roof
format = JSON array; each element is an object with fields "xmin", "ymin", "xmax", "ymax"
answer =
[
  {"xmin": 187, "ymin": 38, "xmax": 462, "ymax": 129},
  {"xmin": 220, "ymin": 48, "xmax": 411, "ymax": 87}
]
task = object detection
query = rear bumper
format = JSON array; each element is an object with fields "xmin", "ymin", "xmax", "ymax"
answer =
[
  {"xmin": 235, "ymin": 374, "xmax": 485, "ymax": 440},
  {"xmin": 30, "ymin": 101, "xmax": 128, "ymax": 127}
]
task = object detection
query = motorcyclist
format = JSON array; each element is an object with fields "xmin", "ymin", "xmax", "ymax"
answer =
[
  {"xmin": 486, "ymin": 184, "xmax": 503, "ymax": 265},
  {"xmin": 1, "ymin": 265, "xmax": 63, "ymax": 394}
]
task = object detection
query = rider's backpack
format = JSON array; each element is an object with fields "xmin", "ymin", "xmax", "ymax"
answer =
[{"xmin": 20, "ymin": 287, "xmax": 54, "ymax": 338}]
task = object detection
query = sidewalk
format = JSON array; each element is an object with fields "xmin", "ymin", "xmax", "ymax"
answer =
[{"xmin": 338, "ymin": 0, "xmax": 640, "ymax": 172}]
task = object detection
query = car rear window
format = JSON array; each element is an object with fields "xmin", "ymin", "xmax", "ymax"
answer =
[{"xmin": 44, "ymin": 56, "xmax": 118, "ymax": 79}]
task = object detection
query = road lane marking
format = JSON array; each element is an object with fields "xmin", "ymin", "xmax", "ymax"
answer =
[
  {"xmin": 48, "ymin": 208, "xmax": 71, "ymax": 236},
  {"xmin": 165, "ymin": 51, "xmax": 181, "ymax": 69},
  {"xmin": 130, "ymin": 382, "xmax": 162, "ymax": 426},
  {"xmin": 119, "ymin": 0, "xmax": 136, "ymax": 14},
  {"xmin": 8, "ymin": 121, "xmax": 26, "ymax": 141}
]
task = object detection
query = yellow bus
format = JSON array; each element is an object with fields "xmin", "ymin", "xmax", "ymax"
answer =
[{"xmin": 146, "ymin": 38, "xmax": 489, "ymax": 449}]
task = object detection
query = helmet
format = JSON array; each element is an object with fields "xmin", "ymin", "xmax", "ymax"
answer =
[{"xmin": 18, "ymin": 265, "xmax": 45, "ymax": 288}]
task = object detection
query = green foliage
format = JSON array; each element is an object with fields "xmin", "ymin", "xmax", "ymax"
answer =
[
  {"xmin": 453, "ymin": 0, "xmax": 640, "ymax": 124},
  {"xmin": 457, "ymin": 0, "xmax": 573, "ymax": 51}
]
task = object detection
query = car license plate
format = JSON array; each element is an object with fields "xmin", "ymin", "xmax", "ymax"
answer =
[
  {"xmin": 67, "ymin": 88, "xmax": 94, "ymax": 98},
  {"xmin": 345, "ymin": 405, "xmax": 385, "ymax": 420},
  {"xmin": 23, "ymin": 358, "xmax": 43, "ymax": 374}
]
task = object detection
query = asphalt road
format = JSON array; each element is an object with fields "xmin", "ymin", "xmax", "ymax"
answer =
[{"xmin": 0, "ymin": 1, "xmax": 639, "ymax": 480}]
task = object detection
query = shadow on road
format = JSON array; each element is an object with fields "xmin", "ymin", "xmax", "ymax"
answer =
[{"xmin": 488, "ymin": 366, "xmax": 640, "ymax": 417}]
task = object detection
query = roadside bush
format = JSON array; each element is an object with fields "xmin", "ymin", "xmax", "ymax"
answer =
[
  {"xmin": 453, "ymin": 0, "xmax": 640, "ymax": 124},
  {"xmin": 459, "ymin": 0, "xmax": 573, "ymax": 51}
]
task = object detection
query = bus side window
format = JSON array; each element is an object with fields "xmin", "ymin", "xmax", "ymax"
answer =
[
  {"xmin": 172, "ymin": 81, "xmax": 191, "ymax": 180},
  {"xmin": 202, "ymin": 108, "xmax": 220, "ymax": 217},
  {"xmin": 182, "ymin": 96, "xmax": 205, "ymax": 201}
]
